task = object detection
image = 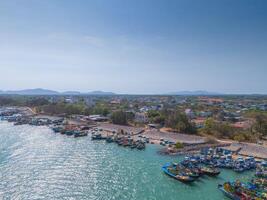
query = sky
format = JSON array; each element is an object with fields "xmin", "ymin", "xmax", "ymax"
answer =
[{"xmin": 0, "ymin": 0, "xmax": 267, "ymax": 94}]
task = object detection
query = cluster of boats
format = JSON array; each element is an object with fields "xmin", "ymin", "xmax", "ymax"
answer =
[
  {"xmin": 162, "ymin": 162, "xmax": 220, "ymax": 183},
  {"xmin": 1, "ymin": 114, "xmax": 64, "ymax": 126},
  {"xmin": 181, "ymin": 147, "xmax": 259, "ymax": 173},
  {"xmin": 51, "ymin": 125, "xmax": 88, "ymax": 138},
  {"xmin": 162, "ymin": 147, "xmax": 267, "ymax": 199},
  {"xmin": 218, "ymin": 178, "xmax": 267, "ymax": 200},
  {"xmin": 256, "ymin": 162, "xmax": 267, "ymax": 178},
  {"xmin": 91, "ymin": 131, "xmax": 146, "ymax": 150},
  {"xmin": 159, "ymin": 138, "xmax": 175, "ymax": 146}
]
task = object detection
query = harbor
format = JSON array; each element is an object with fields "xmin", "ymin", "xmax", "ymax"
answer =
[
  {"xmin": 0, "ymin": 121, "xmax": 260, "ymax": 200},
  {"xmin": 1, "ymin": 108, "xmax": 267, "ymax": 199}
]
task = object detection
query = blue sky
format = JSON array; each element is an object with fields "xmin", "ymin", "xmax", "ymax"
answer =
[{"xmin": 0, "ymin": 0, "xmax": 267, "ymax": 94}]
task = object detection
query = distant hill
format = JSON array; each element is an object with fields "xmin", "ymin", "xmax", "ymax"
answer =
[
  {"xmin": 62, "ymin": 91, "xmax": 81, "ymax": 95},
  {"xmin": 0, "ymin": 89, "xmax": 115, "ymax": 95},
  {"xmin": 4, "ymin": 88, "xmax": 59, "ymax": 95},
  {"xmin": 88, "ymin": 91, "xmax": 115, "ymax": 95},
  {"xmin": 167, "ymin": 90, "xmax": 222, "ymax": 96}
]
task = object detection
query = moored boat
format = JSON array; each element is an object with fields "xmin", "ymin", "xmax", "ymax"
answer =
[
  {"xmin": 218, "ymin": 181, "xmax": 267, "ymax": 200},
  {"xmin": 218, "ymin": 183, "xmax": 241, "ymax": 200},
  {"xmin": 91, "ymin": 133, "xmax": 103, "ymax": 140},
  {"xmin": 200, "ymin": 166, "xmax": 220, "ymax": 176},
  {"xmin": 162, "ymin": 163, "xmax": 195, "ymax": 183},
  {"xmin": 74, "ymin": 131, "xmax": 88, "ymax": 138}
]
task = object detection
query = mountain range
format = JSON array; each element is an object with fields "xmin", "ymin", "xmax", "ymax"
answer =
[
  {"xmin": 0, "ymin": 88, "xmax": 116, "ymax": 95},
  {"xmin": 0, "ymin": 88, "xmax": 224, "ymax": 96}
]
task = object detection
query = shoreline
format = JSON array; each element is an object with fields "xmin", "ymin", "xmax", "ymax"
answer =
[{"xmin": 1, "ymin": 107, "xmax": 267, "ymax": 159}]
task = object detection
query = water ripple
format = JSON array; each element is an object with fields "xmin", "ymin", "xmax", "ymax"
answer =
[{"xmin": 0, "ymin": 121, "xmax": 253, "ymax": 200}]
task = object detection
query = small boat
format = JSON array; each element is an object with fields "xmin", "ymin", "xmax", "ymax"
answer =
[
  {"xmin": 200, "ymin": 166, "xmax": 220, "ymax": 176},
  {"xmin": 136, "ymin": 141, "xmax": 145, "ymax": 150},
  {"xmin": 174, "ymin": 164, "xmax": 200, "ymax": 178},
  {"xmin": 91, "ymin": 133, "xmax": 102, "ymax": 140},
  {"xmin": 218, "ymin": 183, "xmax": 241, "ymax": 200},
  {"xmin": 52, "ymin": 126, "xmax": 63, "ymax": 133},
  {"xmin": 162, "ymin": 163, "xmax": 195, "ymax": 183},
  {"xmin": 65, "ymin": 130, "xmax": 76, "ymax": 136},
  {"xmin": 218, "ymin": 181, "xmax": 266, "ymax": 200},
  {"xmin": 106, "ymin": 137, "xmax": 114, "ymax": 143},
  {"xmin": 74, "ymin": 131, "xmax": 88, "ymax": 138}
]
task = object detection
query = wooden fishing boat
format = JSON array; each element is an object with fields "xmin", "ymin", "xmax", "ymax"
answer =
[
  {"xmin": 219, "ymin": 180, "xmax": 267, "ymax": 200},
  {"xmin": 162, "ymin": 164, "xmax": 195, "ymax": 183},
  {"xmin": 65, "ymin": 130, "xmax": 75, "ymax": 136},
  {"xmin": 200, "ymin": 166, "xmax": 220, "ymax": 176},
  {"xmin": 218, "ymin": 183, "xmax": 241, "ymax": 200},
  {"xmin": 174, "ymin": 164, "xmax": 200, "ymax": 178},
  {"xmin": 106, "ymin": 137, "xmax": 114, "ymax": 143},
  {"xmin": 74, "ymin": 131, "xmax": 88, "ymax": 138},
  {"xmin": 91, "ymin": 133, "xmax": 102, "ymax": 140}
]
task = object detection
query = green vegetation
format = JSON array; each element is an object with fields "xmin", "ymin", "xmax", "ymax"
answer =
[
  {"xmin": 165, "ymin": 111, "xmax": 196, "ymax": 134},
  {"xmin": 1, "ymin": 95, "xmax": 266, "ymax": 143},
  {"xmin": 200, "ymin": 113, "xmax": 267, "ymax": 142},
  {"xmin": 111, "ymin": 111, "xmax": 127, "ymax": 125},
  {"xmin": 147, "ymin": 110, "xmax": 165, "ymax": 125},
  {"xmin": 91, "ymin": 103, "xmax": 110, "ymax": 116},
  {"xmin": 146, "ymin": 109, "xmax": 196, "ymax": 134},
  {"xmin": 175, "ymin": 142, "xmax": 184, "ymax": 149}
]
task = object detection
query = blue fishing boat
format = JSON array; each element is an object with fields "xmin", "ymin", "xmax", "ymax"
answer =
[
  {"xmin": 74, "ymin": 131, "xmax": 88, "ymax": 138},
  {"xmin": 162, "ymin": 163, "xmax": 195, "ymax": 183},
  {"xmin": 91, "ymin": 133, "xmax": 103, "ymax": 140},
  {"xmin": 200, "ymin": 166, "xmax": 220, "ymax": 176},
  {"xmin": 65, "ymin": 130, "xmax": 76, "ymax": 136},
  {"xmin": 106, "ymin": 136, "xmax": 114, "ymax": 143},
  {"xmin": 218, "ymin": 184, "xmax": 240, "ymax": 200}
]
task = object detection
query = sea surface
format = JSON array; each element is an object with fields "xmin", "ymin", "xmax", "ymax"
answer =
[{"xmin": 0, "ymin": 121, "xmax": 254, "ymax": 200}]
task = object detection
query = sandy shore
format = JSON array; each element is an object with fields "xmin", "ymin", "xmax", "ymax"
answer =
[
  {"xmin": 223, "ymin": 142, "xmax": 267, "ymax": 159},
  {"xmin": 143, "ymin": 129, "xmax": 206, "ymax": 144},
  {"xmin": 97, "ymin": 123, "xmax": 144, "ymax": 135}
]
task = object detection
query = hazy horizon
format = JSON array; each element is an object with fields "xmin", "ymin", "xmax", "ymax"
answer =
[{"xmin": 1, "ymin": 0, "xmax": 267, "ymax": 94}]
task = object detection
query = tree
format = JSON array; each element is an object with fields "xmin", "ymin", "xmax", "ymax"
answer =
[
  {"xmin": 165, "ymin": 111, "xmax": 196, "ymax": 134},
  {"xmin": 254, "ymin": 114, "xmax": 267, "ymax": 137},
  {"xmin": 111, "ymin": 110, "xmax": 128, "ymax": 125},
  {"xmin": 147, "ymin": 110, "xmax": 166, "ymax": 125}
]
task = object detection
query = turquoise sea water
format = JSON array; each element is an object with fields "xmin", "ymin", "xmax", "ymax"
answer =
[{"xmin": 0, "ymin": 121, "xmax": 254, "ymax": 200}]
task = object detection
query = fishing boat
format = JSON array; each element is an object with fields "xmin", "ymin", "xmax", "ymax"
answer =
[
  {"xmin": 251, "ymin": 178, "xmax": 267, "ymax": 192},
  {"xmin": 52, "ymin": 126, "xmax": 63, "ymax": 133},
  {"xmin": 162, "ymin": 163, "xmax": 195, "ymax": 183},
  {"xmin": 200, "ymin": 166, "xmax": 220, "ymax": 176},
  {"xmin": 65, "ymin": 130, "xmax": 76, "ymax": 136},
  {"xmin": 173, "ymin": 164, "xmax": 200, "ymax": 178},
  {"xmin": 74, "ymin": 131, "xmax": 88, "ymax": 138},
  {"xmin": 136, "ymin": 144, "xmax": 145, "ymax": 150},
  {"xmin": 106, "ymin": 136, "xmax": 114, "ymax": 143},
  {"xmin": 255, "ymin": 162, "xmax": 267, "ymax": 178},
  {"xmin": 218, "ymin": 181, "xmax": 267, "ymax": 200},
  {"xmin": 218, "ymin": 183, "xmax": 241, "ymax": 200},
  {"xmin": 130, "ymin": 143, "xmax": 137, "ymax": 149},
  {"xmin": 91, "ymin": 133, "xmax": 103, "ymax": 140}
]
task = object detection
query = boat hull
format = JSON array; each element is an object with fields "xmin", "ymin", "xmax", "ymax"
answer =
[
  {"xmin": 162, "ymin": 164, "xmax": 195, "ymax": 183},
  {"xmin": 218, "ymin": 184, "xmax": 240, "ymax": 200}
]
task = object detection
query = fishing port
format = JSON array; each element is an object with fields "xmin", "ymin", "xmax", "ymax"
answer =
[{"xmin": 1, "ymin": 105, "xmax": 266, "ymax": 199}]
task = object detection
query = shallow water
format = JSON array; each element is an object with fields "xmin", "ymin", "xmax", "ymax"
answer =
[{"xmin": 0, "ymin": 121, "xmax": 254, "ymax": 200}]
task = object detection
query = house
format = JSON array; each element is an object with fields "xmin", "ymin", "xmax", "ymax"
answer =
[
  {"xmin": 185, "ymin": 109, "xmax": 195, "ymax": 118},
  {"xmin": 135, "ymin": 112, "xmax": 148, "ymax": 123},
  {"xmin": 192, "ymin": 118, "xmax": 206, "ymax": 128}
]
